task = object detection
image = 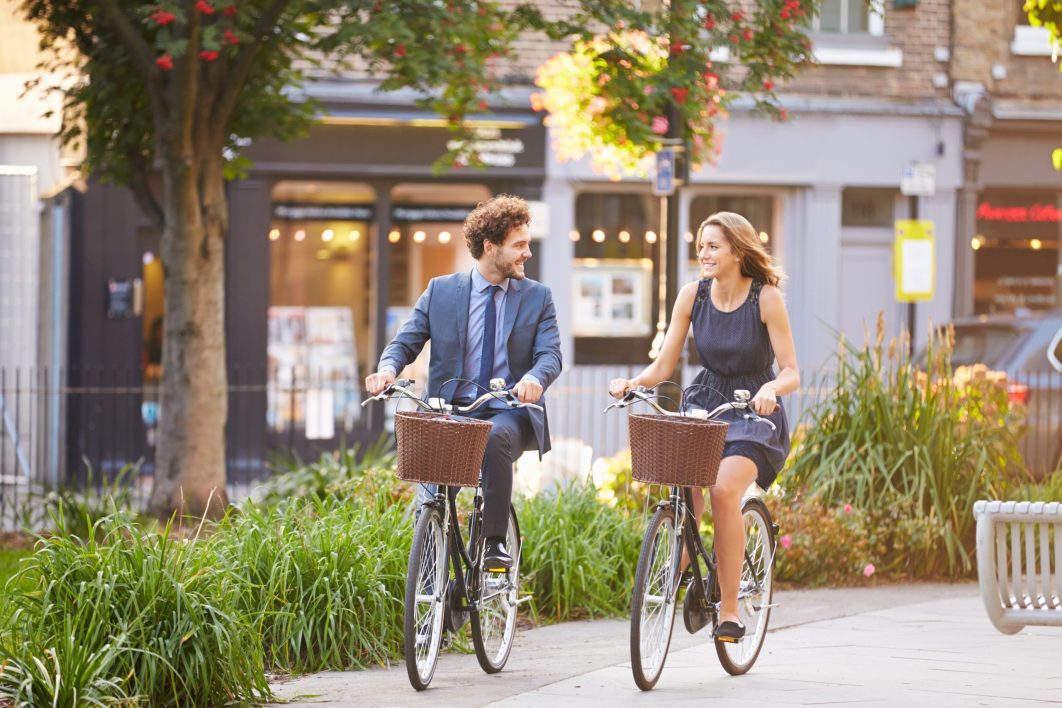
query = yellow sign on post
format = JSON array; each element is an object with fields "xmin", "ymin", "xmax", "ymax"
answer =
[{"xmin": 894, "ymin": 219, "xmax": 935, "ymax": 302}]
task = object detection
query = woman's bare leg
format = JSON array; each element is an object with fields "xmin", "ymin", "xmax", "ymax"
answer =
[{"xmin": 708, "ymin": 456, "xmax": 757, "ymax": 625}]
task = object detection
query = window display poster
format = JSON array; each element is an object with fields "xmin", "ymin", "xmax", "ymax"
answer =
[
  {"xmin": 267, "ymin": 306, "xmax": 361, "ymax": 438},
  {"xmin": 572, "ymin": 261, "xmax": 652, "ymax": 336}
]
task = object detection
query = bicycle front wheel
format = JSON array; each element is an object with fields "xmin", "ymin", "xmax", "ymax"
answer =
[
  {"xmin": 471, "ymin": 505, "xmax": 520, "ymax": 673},
  {"xmin": 404, "ymin": 504, "xmax": 449, "ymax": 691},
  {"xmin": 715, "ymin": 496, "xmax": 775, "ymax": 676},
  {"xmin": 630, "ymin": 504, "xmax": 681, "ymax": 691}
]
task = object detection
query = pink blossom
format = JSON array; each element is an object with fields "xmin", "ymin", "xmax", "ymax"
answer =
[
  {"xmin": 863, "ymin": 563, "xmax": 876, "ymax": 577},
  {"xmin": 843, "ymin": 503, "xmax": 853, "ymax": 514},
  {"xmin": 779, "ymin": 534, "xmax": 792, "ymax": 549},
  {"xmin": 651, "ymin": 116, "xmax": 669, "ymax": 135},
  {"xmin": 588, "ymin": 96, "xmax": 608, "ymax": 115}
]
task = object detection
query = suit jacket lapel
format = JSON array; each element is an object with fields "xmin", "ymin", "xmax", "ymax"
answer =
[
  {"xmin": 502, "ymin": 279, "xmax": 522, "ymax": 344},
  {"xmin": 455, "ymin": 272, "xmax": 471, "ymax": 357}
]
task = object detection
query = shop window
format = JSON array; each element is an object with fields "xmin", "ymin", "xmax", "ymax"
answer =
[
  {"xmin": 268, "ymin": 180, "xmax": 375, "ymax": 439},
  {"xmin": 841, "ymin": 188, "xmax": 895, "ymax": 228},
  {"xmin": 972, "ymin": 191, "xmax": 1060, "ymax": 314}
]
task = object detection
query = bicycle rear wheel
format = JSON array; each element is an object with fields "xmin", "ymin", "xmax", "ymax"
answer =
[
  {"xmin": 404, "ymin": 504, "xmax": 449, "ymax": 691},
  {"xmin": 715, "ymin": 496, "xmax": 775, "ymax": 676},
  {"xmin": 630, "ymin": 504, "xmax": 681, "ymax": 691},
  {"xmin": 471, "ymin": 505, "xmax": 520, "ymax": 673}
]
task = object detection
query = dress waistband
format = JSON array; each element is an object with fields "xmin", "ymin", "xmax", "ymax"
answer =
[{"xmin": 700, "ymin": 366, "xmax": 774, "ymax": 381}]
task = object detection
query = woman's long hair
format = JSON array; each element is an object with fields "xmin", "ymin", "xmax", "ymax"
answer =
[{"xmin": 696, "ymin": 211, "xmax": 785, "ymax": 287}]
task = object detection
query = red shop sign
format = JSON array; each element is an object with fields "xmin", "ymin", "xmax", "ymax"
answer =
[{"xmin": 976, "ymin": 202, "xmax": 1062, "ymax": 222}]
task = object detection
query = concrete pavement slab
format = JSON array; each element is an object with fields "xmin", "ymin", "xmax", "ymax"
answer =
[{"xmin": 268, "ymin": 583, "xmax": 1062, "ymax": 707}]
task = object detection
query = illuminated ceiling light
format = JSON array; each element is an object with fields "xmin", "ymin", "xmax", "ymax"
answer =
[
  {"xmin": 1031, "ymin": 238, "xmax": 1043, "ymax": 250},
  {"xmin": 569, "ymin": 229, "xmax": 581, "ymax": 242},
  {"xmin": 438, "ymin": 231, "xmax": 452, "ymax": 244},
  {"xmin": 322, "ymin": 229, "xmax": 334, "ymax": 242},
  {"xmin": 592, "ymin": 229, "xmax": 606, "ymax": 243},
  {"xmin": 683, "ymin": 231, "xmax": 694, "ymax": 243},
  {"xmin": 348, "ymin": 229, "xmax": 360, "ymax": 242},
  {"xmin": 970, "ymin": 236, "xmax": 982, "ymax": 251},
  {"xmin": 388, "ymin": 230, "xmax": 401, "ymax": 243},
  {"xmin": 294, "ymin": 229, "xmax": 306, "ymax": 242},
  {"xmin": 645, "ymin": 230, "xmax": 658, "ymax": 244},
  {"xmin": 759, "ymin": 231, "xmax": 770, "ymax": 243},
  {"xmin": 268, "ymin": 228, "xmax": 280, "ymax": 241},
  {"xmin": 618, "ymin": 230, "xmax": 631, "ymax": 243},
  {"xmin": 413, "ymin": 230, "xmax": 427, "ymax": 243}
]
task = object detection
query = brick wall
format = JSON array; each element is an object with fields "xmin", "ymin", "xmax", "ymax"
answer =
[
  {"xmin": 952, "ymin": 0, "xmax": 1062, "ymax": 102},
  {"xmin": 784, "ymin": 0, "xmax": 951, "ymax": 101}
]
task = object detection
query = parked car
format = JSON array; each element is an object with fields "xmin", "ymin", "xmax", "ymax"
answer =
[{"xmin": 932, "ymin": 310, "xmax": 1062, "ymax": 477}]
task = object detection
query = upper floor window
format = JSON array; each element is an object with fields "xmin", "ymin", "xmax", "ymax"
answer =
[
  {"xmin": 813, "ymin": 0, "xmax": 873, "ymax": 35},
  {"xmin": 1013, "ymin": 0, "xmax": 1054, "ymax": 56}
]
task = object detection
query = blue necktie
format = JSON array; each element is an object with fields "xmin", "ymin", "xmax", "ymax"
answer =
[{"xmin": 477, "ymin": 285, "xmax": 501, "ymax": 392}]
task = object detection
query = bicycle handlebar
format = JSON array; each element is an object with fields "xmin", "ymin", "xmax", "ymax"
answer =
[
  {"xmin": 362, "ymin": 378, "xmax": 544, "ymax": 414},
  {"xmin": 603, "ymin": 385, "xmax": 777, "ymax": 431}
]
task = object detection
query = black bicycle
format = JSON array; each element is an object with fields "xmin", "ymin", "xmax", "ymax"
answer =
[
  {"xmin": 363, "ymin": 378, "xmax": 538, "ymax": 690},
  {"xmin": 605, "ymin": 387, "xmax": 779, "ymax": 690}
]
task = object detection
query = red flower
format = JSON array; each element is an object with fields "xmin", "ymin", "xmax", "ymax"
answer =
[
  {"xmin": 743, "ymin": 29, "xmax": 753, "ymax": 41},
  {"xmin": 222, "ymin": 4, "xmax": 237, "ymax": 16},
  {"xmin": 195, "ymin": 0, "xmax": 215, "ymax": 14},
  {"xmin": 670, "ymin": 86, "xmax": 689, "ymax": 104},
  {"xmin": 781, "ymin": 9, "xmax": 790, "ymax": 19},
  {"xmin": 395, "ymin": 43, "xmax": 407, "ymax": 57},
  {"xmin": 199, "ymin": 50, "xmax": 219, "ymax": 61},
  {"xmin": 478, "ymin": 100, "xmax": 488, "ymax": 110},
  {"xmin": 778, "ymin": 108, "xmax": 789, "ymax": 121},
  {"xmin": 151, "ymin": 8, "xmax": 177, "ymax": 26},
  {"xmin": 763, "ymin": 80, "xmax": 775, "ymax": 91},
  {"xmin": 156, "ymin": 54, "xmax": 174, "ymax": 71},
  {"xmin": 454, "ymin": 44, "xmax": 467, "ymax": 54},
  {"xmin": 670, "ymin": 40, "xmax": 685, "ymax": 54},
  {"xmin": 729, "ymin": 34, "xmax": 739, "ymax": 44},
  {"xmin": 703, "ymin": 14, "xmax": 715, "ymax": 30},
  {"xmin": 223, "ymin": 28, "xmax": 239, "ymax": 44},
  {"xmin": 731, "ymin": 10, "xmax": 745, "ymax": 21}
]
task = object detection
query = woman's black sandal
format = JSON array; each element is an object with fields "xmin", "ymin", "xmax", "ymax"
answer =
[{"xmin": 713, "ymin": 620, "xmax": 746, "ymax": 643}]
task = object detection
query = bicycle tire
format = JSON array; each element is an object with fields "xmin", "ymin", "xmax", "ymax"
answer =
[
  {"xmin": 471, "ymin": 505, "xmax": 521, "ymax": 673},
  {"xmin": 404, "ymin": 504, "xmax": 449, "ymax": 691},
  {"xmin": 714, "ymin": 496, "xmax": 776, "ymax": 676},
  {"xmin": 630, "ymin": 504, "xmax": 682, "ymax": 691}
]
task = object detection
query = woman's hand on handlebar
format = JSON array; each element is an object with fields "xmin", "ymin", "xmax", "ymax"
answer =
[
  {"xmin": 751, "ymin": 383, "xmax": 779, "ymax": 415},
  {"xmin": 608, "ymin": 377, "xmax": 637, "ymax": 399}
]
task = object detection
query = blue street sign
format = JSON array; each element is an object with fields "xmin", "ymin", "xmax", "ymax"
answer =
[{"xmin": 654, "ymin": 148, "xmax": 675, "ymax": 196}]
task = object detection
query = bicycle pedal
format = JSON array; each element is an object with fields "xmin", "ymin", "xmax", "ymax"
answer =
[
  {"xmin": 715, "ymin": 635, "xmax": 739, "ymax": 644},
  {"xmin": 485, "ymin": 566, "xmax": 508, "ymax": 574}
]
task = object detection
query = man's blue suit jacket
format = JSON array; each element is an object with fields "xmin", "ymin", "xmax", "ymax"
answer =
[{"xmin": 378, "ymin": 271, "xmax": 563, "ymax": 456}]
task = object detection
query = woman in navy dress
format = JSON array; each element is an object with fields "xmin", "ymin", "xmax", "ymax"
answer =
[{"xmin": 609, "ymin": 212, "xmax": 799, "ymax": 641}]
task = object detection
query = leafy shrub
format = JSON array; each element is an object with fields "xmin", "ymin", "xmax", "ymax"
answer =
[
  {"xmin": 216, "ymin": 494, "xmax": 411, "ymax": 673},
  {"xmin": 0, "ymin": 513, "xmax": 269, "ymax": 706},
  {"xmin": 783, "ymin": 317, "xmax": 1027, "ymax": 576},
  {"xmin": 256, "ymin": 437, "xmax": 405, "ymax": 509},
  {"xmin": 517, "ymin": 480, "xmax": 642, "ymax": 622},
  {"xmin": 26, "ymin": 459, "xmax": 141, "ymax": 540}
]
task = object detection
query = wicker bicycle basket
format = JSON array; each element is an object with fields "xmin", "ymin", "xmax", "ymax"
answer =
[
  {"xmin": 628, "ymin": 414, "xmax": 729, "ymax": 487},
  {"xmin": 394, "ymin": 411, "xmax": 492, "ymax": 486}
]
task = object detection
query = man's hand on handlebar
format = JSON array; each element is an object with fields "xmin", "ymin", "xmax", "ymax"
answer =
[
  {"xmin": 512, "ymin": 378, "xmax": 543, "ymax": 405},
  {"xmin": 365, "ymin": 371, "xmax": 395, "ymax": 396}
]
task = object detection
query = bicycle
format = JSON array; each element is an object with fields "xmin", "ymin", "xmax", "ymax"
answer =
[
  {"xmin": 604, "ymin": 386, "xmax": 780, "ymax": 690},
  {"xmin": 362, "ymin": 378, "xmax": 538, "ymax": 691}
]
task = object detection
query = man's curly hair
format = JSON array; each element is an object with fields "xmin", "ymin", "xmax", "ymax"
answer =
[{"xmin": 463, "ymin": 195, "xmax": 530, "ymax": 259}]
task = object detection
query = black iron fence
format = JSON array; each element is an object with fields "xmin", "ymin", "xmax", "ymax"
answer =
[{"xmin": 1, "ymin": 364, "xmax": 1059, "ymax": 530}]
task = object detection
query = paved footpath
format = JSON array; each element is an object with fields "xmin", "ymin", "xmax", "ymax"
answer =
[{"xmin": 268, "ymin": 583, "xmax": 1062, "ymax": 707}]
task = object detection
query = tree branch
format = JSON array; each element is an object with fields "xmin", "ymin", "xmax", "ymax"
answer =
[
  {"xmin": 129, "ymin": 166, "xmax": 166, "ymax": 232},
  {"xmin": 212, "ymin": 0, "xmax": 295, "ymax": 127},
  {"xmin": 95, "ymin": 0, "xmax": 159, "ymax": 85}
]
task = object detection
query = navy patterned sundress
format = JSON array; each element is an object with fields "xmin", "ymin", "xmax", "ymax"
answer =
[{"xmin": 685, "ymin": 279, "xmax": 790, "ymax": 489}]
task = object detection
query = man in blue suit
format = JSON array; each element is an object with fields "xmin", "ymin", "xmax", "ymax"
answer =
[{"xmin": 365, "ymin": 195, "xmax": 562, "ymax": 569}]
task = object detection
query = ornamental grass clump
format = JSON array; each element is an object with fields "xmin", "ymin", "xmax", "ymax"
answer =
[
  {"xmin": 215, "ymin": 493, "xmax": 411, "ymax": 674},
  {"xmin": 782, "ymin": 314, "xmax": 1027, "ymax": 577},
  {"xmin": 0, "ymin": 511, "xmax": 269, "ymax": 706},
  {"xmin": 517, "ymin": 479, "xmax": 642, "ymax": 622}
]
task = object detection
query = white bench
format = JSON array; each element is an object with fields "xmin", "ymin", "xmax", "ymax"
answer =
[{"xmin": 974, "ymin": 500, "xmax": 1062, "ymax": 634}]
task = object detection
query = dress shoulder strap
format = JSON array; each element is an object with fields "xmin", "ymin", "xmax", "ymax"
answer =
[
  {"xmin": 748, "ymin": 279, "xmax": 764, "ymax": 306},
  {"xmin": 696, "ymin": 278, "xmax": 712, "ymax": 303}
]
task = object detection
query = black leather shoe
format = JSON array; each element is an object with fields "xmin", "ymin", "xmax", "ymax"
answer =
[
  {"xmin": 483, "ymin": 537, "xmax": 512, "ymax": 572},
  {"xmin": 713, "ymin": 620, "xmax": 746, "ymax": 643}
]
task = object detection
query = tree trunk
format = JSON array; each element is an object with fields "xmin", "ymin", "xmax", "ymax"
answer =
[{"xmin": 148, "ymin": 147, "xmax": 229, "ymax": 520}]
